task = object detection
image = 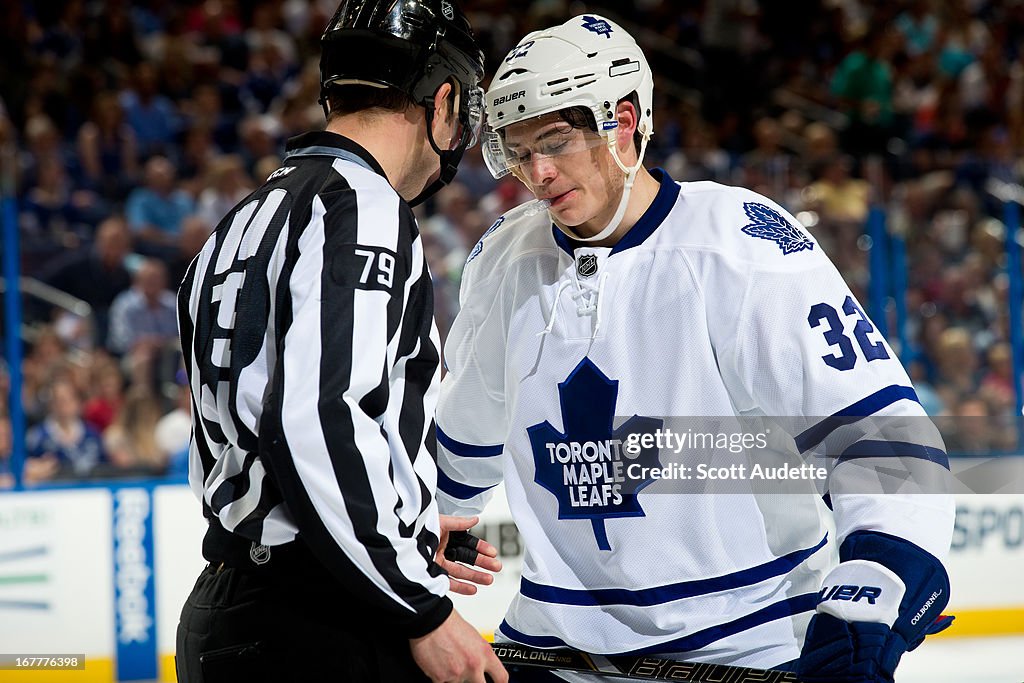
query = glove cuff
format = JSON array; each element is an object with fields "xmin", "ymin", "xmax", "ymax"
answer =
[
  {"xmin": 816, "ymin": 559, "xmax": 905, "ymax": 627},
  {"xmin": 839, "ymin": 531, "xmax": 951, "ymax": 647}
]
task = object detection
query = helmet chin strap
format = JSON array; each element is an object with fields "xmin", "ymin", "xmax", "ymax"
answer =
[
  {"xmin": 409, "ymin": 89, "xmax": 466, "ymax": 207},
  {"xmin": 553, "ymin": 129, "xmax": 651, "ymax": 243}
]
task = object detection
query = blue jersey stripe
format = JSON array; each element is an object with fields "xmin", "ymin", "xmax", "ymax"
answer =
[
  {"xmin": 498, "ymin": 621, "xmax": 567, "ymax": 649},
  {"xmin": 499, "ymin": 593, "xmax": 819, "ymax": 654},
  {"xmin": 519, "ymin": 535, "xmax": 828, "ymax": 607},
  {"xmin": 630, "ymin": 593, "xmax": 819, "ymax": 655},
  {"xmin": 436, "ymin": 426, "xmax": 503, "ymax": 458},
  {"xmin": 436, "ymin": 466, "xmax": 497, "ymax": 500},
  {"xmin": 839, "ymin": 440, "xmax": 950, "ymax": 469},
  {"xmin": 795, "ymin": 385, "xmax": 920, "ymax": 453}
]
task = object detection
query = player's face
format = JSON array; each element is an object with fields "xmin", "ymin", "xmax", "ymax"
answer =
[{"xmin": 503, "ymin": 115, "xmax": 622, "ymax": 233}]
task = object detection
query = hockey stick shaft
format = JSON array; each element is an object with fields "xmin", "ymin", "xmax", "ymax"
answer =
[{"xmin": 491, "ymin": 642, "xmax": 800, "ymax": 682}]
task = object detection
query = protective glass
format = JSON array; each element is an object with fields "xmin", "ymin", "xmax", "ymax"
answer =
[
  {"xmin": 483, "ymin": 116, "xmax": 608, "ymax": 179},
  {"xmin": 454, "ymin": 85, "xmax": 485, "ymax": 151}
]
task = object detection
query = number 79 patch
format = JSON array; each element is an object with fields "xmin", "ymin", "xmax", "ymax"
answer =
[{"xmin": 331, "ymin": 244, "xmax": 399, "ymax": 292}]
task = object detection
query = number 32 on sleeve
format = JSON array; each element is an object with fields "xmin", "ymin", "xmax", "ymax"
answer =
[{"xmin": 807, "ymin": 296, "xmax": 890, "ymax": 371}]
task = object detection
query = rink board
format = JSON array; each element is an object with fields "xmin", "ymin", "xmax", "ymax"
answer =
[{"xmin": 0, "ymin": 475, "xmax": 1021, "ymax": 682}]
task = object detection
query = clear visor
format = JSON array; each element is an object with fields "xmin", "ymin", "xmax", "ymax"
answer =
[
  {"xmin": 450, "ymin": 85, "xmax": 485, "ymax": 151},
  {"xmin": 482, "ymin": 115, "xmax": 610, "ymax": 179}
]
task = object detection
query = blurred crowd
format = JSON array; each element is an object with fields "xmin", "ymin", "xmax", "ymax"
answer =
[{"xmin": 1, "ymin": 0, "xmax": 1023, "ymax": 487}]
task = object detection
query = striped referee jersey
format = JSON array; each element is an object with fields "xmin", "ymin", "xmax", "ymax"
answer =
[{"xmin": 178, "ymin": 131, "xmax": 452, "ymax": 635}]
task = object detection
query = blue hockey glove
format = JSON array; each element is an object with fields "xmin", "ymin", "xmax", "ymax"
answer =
[{"xmin": 797, "ymin": 531, "xmax": 953, "ymax": 683}]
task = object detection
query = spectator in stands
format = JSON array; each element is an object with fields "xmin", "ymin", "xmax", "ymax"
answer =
[
  {"xmin": 76, "ymin": 90, "xmax": 139, "ymax": 200},
  {"xmin": 907, "ymin": 354, "xmax": 945, "ymax": 417},
  {"xmin": 195, "ymin": 154, "xmax": 253, "ymax": 227},
  {"xmin": 167, "ymin": 215, "xmax": 212, "ymax": 288},
  {"xmin": 936, "ymin": 264, "xmax": 988, "ymax": 339},
  {"xmin": 801, "ymin": 122, "xmax": 841, "ymax": 175},
  {"xmin": 804, "ymin": 154, "xmax": 871, "ymax": 224},
  {"xmin": 253, "ymin": 154, "xmax": 283, "ymax": 184},
  {"xmin": 125, "ymin": 155, "xmax": 195, "ymax": 256},
  {"xmin": 664, "ymin": 118, "xmax": 731, "ymax": 183},
  {"xmin": 176, "ymin": 125, "xmax": 219, "ymax": 194},
  {"xmin": 103, "ymin": 385, "xmax": 167, "ymax": 476},
  {"xmin": 0, "ymin": 415, "xmax": 13, "ymax": 489},
  {"xmin": 19, "ymin": 156, "xmax": 104, "ymax": 271},
  {"xmin": 740, "ymin": 116, "xmax": 792, "ymax": 200},
  {"xmin": 81, "ymin": 0, "xmax": 143, "ymax": 70},
  {"xmin": 120, "ymin": 61, "xmax": 181, "ymax": 157},
  {"xmin": 979, "ymin": 341, "xmax": 1015, "ymax": 417},
  {"xmin": 42, "ymin": 216, "xmax": 133, "ymax": 347},
  {"xmin": 830, "ymin": 26, "xmax": 901, "ymax": 155},
  {"xmin": 155, "ymin": 377, "xmax": 192, "ymax": 477},
  {"xmin": 934, "ymin": 326, "xmax": 980, "ymax": 402},
  {"xmin": 82, "ymin": 355, "xmax": 125, "ymax": 433},
  {"xmin": 894, "ymin": 0, "xmax": 938, "ymax": 57},
  {"xmin": 238, "ymin": 114, "xmax": 283, "ymax": 177},
  {"xmin": 180, "ymin": 82, "xmax": 237, "ymax": 152},
  {"xmin": 107, "ymin": 259, "xmax": 179, "ymax": 360},
  {"xmin": 0, "ymin": 360, "xmax": 8, "ymax": 418},
  {"xmin": 21, "ymin": 327, "xmax": 69, "ymax": 425},
  {"xmin": 240, "ymin": 41, "xmax": 298, "ymax": 114},
  {"xmin": 25, "ymin": 378, "xmax": 106, "ymax": 482},
  {"xmin": 943, "ymin": 396, "xmax": 994, "ymax": 455},
  {"xmin": 19, "ymin": 114, "xmax": 71, "ymax": 193}
]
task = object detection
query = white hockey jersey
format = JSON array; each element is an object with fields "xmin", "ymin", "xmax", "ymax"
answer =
[{"xmin": 436, "ymin": 169, "xmax": 954, "ymax": 668}]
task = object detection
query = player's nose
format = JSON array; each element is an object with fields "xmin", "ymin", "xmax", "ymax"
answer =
[{"xmin": 526, "ymin": 153, "xmax": 558, "ymax": 186}]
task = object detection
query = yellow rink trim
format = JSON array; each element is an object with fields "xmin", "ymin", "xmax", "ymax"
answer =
[
  {"xmin": 160, "ymin": 655, "xmax": 176, "ymax": 683},
  {"xmin": 0, "ymin": 658, "xmax": 113, "ymax": 682},
  {"xmin": 933, "ymin": 606, "xmax": 1024, "ymax": 637},
  {"xmin": 9, "ymin": 613, "xmax": 1020, "ymax": 683}
]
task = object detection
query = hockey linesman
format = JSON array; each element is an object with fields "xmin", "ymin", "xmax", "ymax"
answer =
[
  {"xmin": 436, "ymin": 14, "xmax": 954, "ymax": 682},
  {"xmin": 176, "ymin": 2, "xmax": 507, "ymax": 682}
]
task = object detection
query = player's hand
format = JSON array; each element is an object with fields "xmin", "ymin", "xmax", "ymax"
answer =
[
  {"xmin": 410, "ymin": 609, "xmax": 508, "ymax": 683},
  {"xmin": 797, "ymin": 533, "xmax": 953, "ymax": 682},
  {"xmin": 437, "ymin": 515, "xmax": 502, "ymax": 595}
]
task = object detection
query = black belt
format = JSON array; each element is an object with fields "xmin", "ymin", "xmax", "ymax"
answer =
[{"xmin": 202, "ymin": 519, "xmax": 315, "ymax": 574}]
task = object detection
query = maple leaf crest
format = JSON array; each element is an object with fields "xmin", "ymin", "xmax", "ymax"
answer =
[{"xmin": 740, "ymin": 202, "xmax": 814, "ymax": 255}]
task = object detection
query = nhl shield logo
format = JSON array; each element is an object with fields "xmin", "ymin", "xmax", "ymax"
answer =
[
  {"xmin": 577, "ymin": 254, "xmax": 598, "ymax": 278},
  {"xmin": 249, "ymin": 542, "xmax": 271, "ymax": 565},
  {"xmin": 441, "ymin": 0, "xmax": 455, "ymax": 20}
]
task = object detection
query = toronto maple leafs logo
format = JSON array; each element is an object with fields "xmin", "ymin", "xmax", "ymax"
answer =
[
  {"xmin": 581, "ymin": 16, "xmax": 613, "ymax": 38},
  {"xmin": 528, "ymin": 358, "xmax": 663, "ymax": 551},
  {"xmin": 740, "ymin": 202, "xmax": 814, "ymax": 255}
]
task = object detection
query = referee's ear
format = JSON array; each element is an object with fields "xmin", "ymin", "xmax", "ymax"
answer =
[{"xmin": 430, "ymin": 81, "xmax": 457, "ymax": 146}]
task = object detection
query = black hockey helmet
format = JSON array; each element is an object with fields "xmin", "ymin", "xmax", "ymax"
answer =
[{"xmin": 320, "ymin": 0, "xmax": 486, "ymax": 205}]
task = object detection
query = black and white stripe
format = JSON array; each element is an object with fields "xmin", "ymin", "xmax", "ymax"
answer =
[{"xmin": 178, "ymin": 131, "xmax": 451, "ymax": 635}]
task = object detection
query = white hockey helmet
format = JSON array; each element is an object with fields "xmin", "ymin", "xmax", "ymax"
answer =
[{"xmin": 483, "ymin": 14, "xmax": 654, "ymax": 180}]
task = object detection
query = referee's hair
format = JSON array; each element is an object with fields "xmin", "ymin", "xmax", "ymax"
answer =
[{"xmin": 325, "ymin": 84, "xmax": 416, "ymax": 122}]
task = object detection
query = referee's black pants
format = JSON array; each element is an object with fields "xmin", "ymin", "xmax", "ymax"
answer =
[{"xmin": 176, "ymin": 525, "xmax": 430, "ymax": 682}]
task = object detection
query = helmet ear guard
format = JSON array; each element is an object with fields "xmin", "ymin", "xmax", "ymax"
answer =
[{"xmin": 319, "ymin": 0, "xmax": 486, "ymax": 205}]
